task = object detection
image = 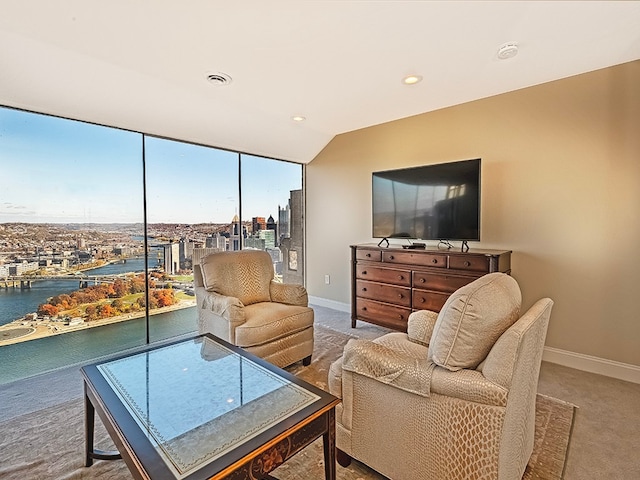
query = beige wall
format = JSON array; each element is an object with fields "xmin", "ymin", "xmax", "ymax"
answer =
[{"xmin": 306, "ymin": 60, "xmax": 640, "ymax": 367}]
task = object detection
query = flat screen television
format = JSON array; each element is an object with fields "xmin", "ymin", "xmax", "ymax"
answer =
[{"xmin": 372, "ymin": 158, "xmax": 481, "ymax": 241}]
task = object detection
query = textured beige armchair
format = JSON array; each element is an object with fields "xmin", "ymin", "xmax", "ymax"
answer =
[
  {"xmin": 329, "ymin": 273, "xmax": 553, "ymax": 480},
  {"xmin": 194, "ymin": 250, "xmax": 314, "ymax": 368}
]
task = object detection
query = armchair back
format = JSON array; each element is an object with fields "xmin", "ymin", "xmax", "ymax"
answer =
[{"xmin": 200, "ymin": 250, "xmax": 273, "ymax": 306}]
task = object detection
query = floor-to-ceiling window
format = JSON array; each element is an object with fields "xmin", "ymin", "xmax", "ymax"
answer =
[
  {"xmin": 0, "ymin": 107, "xmax": 304, "ymax": 384},
  {"xmin": 240, "ymin": 154, "xmax": 304, "ymax": 285},
  {"xmin": 143, "ymin": 136, "xmax": 239, "ymax": 343}
]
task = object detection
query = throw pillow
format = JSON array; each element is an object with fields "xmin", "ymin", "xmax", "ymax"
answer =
[{"xmin": 428, "ymin": 272, "xmax": 522, "ymax": 371}]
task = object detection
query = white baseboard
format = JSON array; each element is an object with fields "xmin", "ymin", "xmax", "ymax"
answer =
[
  {"xmin": 543, "ymin": 346, "xmax": 640, "ymax": 384},
  {"xmin": 308, "ymin": 296, "xmax": 350, "ymax": 313}
]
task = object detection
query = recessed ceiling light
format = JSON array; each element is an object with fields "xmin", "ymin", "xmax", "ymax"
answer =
[
  {"xmin": 206, "ymin": 72, "xmax": 232, "ymax": 85},
  {"xmin": 291, "ymin": 115, "xmax": 306, "ymax": 122},
  {"xmin": 402, "ymin": 75, "xmax": 423, "ymax": 85},
  {"xmin": 497, "ymin": 42, "xmax": 519, "ymax": 60}
]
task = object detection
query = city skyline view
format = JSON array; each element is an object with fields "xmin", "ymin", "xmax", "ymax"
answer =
[
  {"xmin": 1, "ymin": 104, "xmax": 306, "ymax": 384},
  {"xmin": 0, "ymin": 107, "xmax": 302, "ymax": 225}
]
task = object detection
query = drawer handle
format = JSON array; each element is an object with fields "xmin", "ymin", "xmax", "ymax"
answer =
[
  {"xmin": 431, "ymin": 258, "xmax": 438, "ymax": 264},
  {"xmin": 420, "ymin": 297, "xmax": 425, "ymax": 303},
  {"xmin": 366, "ymin": 253, "xmax": 371, "ymax": 257},
  {"xmin": 398, "ymin": 275, "xmax": 404, "ymax": 280},
  {"xmin": 362, "ymin": 307, "xmax": 367, "ymax": 311},
  {"xmin": 464, "ymin": 261, "xmax": 471, "ymax": 267},
  {"xmin": 362, "ymin": 270, "xmax": 367, "ymax": 275},
  {"xmin": 362, "ymin": 287, "xmax": 367, "ymax": 292},
  {"xmin": 420, "ymin": 278, "xmax": 425, "ymax": 283},
  {"xmin": 389, "ymin": 255, "xmax": 395, "ymax": 260},
  {"xmin": 398, "ymin": 293, "xmax": 403, "ymax": 298}
]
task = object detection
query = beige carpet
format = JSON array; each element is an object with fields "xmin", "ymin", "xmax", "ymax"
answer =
[{"xmin": 0, "ymin": 325, "xmax": 575, "ymax": 479}]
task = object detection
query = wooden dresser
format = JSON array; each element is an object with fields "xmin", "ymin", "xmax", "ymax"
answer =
[{"xmin": 351, "ymin": 244, "xmax": 512, "ymax": 332}]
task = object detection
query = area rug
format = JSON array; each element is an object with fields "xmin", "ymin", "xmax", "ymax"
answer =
[{"xmin": 0, "ymin": 324, "xmax": 575, "ymax": 479}]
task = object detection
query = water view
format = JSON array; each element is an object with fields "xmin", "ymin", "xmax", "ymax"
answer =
[
  {"xmin": 0, "ymin": 256, "xmax": 154, "ymax": 327},
  {"xmin": 0, "ymin": 307, "xmax": 197, "ymax": 384},
  {"xmin": 0, "ymin": 255, "xmax": 198, "ymax": 384}
]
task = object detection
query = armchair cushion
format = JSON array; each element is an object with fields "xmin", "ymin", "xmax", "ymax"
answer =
[
  {"xmin": 428, "ymin": 272, "xmax": 522, "ymax": 371},
  {"xmin": 200, "ymin": 250, "xmax": 272, "ymax": 306},
  {"xmin": 235, "ymin": 302, "xmax": 313, "ymax": 348}
]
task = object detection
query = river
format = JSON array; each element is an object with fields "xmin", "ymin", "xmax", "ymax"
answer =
[{"xmin": 0, "ymin": 255, "xmax": 198, "ymax": 385}]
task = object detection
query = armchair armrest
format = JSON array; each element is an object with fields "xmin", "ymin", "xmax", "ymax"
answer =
[
  {"xmin": 430, "ymin": 367, "xmax": 508, "ymax": 406},
  {"xmin": 328, "ymin": 356, "xmax": 344, "ymax": 399},
  {"xmin": 340, "ymin": 338, "xmax": 508, "ymax": 406},
  {"xmin": 197, "ymin": 287, "xmax": 245, "ymax": 325},
  {"xmin": 269, "ymin": 281, "xmax": 308, "ymax": 306},
  {"xmin": 341, "ymin": 339, "xmax": 434, "ymax": 397},
  {"xmin": 407, "ymin": 310, "xmax": 438, "ymax": 346}
]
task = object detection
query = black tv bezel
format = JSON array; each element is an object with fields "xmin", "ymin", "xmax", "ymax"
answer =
[{"xmin": 371, "ymin": 158, "xmax": 481, "ymax": 242}]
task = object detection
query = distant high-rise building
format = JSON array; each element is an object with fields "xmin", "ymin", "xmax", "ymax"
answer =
[
  {"xmin": 206, "ymin": 233, "xmax": 227, "ymax": 250},
  {"xmin": 280, "ymin": 189, "xmax": 304, "ymax": 285},
  {"xmin": 179, "ymin": 238, "xmax": 195, "ymax": 269},
  {"xmin": 278, "ymin": 203, "xmax": 290, "ymax": 245},
  {"xmin": 252, "ymin": 217, "xmax": 266, "ymax": 235},
  {"xmin": 230, "ymin": 214, "xmax": 242, "ymax": 251},
  {"xmin": 163, "ymin": 242, "xmax": 180, "ymax": 275},
  {"xmin": 259, "ymin": 229, "xmax": 276, "ymax": 250},
  {"xmin": 266, "ymin": 215, "xmax": 277, "ymax": 246},
  {"xmin": 244, "ymin": 237, "xmax": 266, "ymax": 250},
  {"xmin": 266, "ymin": 215, "xmax": 276, "ymax": 230}
]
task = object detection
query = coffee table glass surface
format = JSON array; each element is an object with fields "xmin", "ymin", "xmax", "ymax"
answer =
[{"xmin": 82, "ymin": 335, "xmax": 334, "ymax": 479}]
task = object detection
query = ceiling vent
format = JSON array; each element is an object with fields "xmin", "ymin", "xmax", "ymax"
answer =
[
  {"xmin": 497, "ymin": 42, "xmax": 519, "ymax": 60},
  {"xmin": 206, "ymin": 72, "xmax": 232, "ymax": 85}
]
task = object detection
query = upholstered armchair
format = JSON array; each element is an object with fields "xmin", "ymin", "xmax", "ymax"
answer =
[
  {"xmin": 328, "ymin": 273, "xmax": 553, "ymax": 480},
  {"xmin": 193, "ymin": 250, "xmax": 314, "ymax": 368}
]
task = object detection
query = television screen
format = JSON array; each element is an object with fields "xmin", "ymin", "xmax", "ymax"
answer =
[{"xmin": 372, "ymin": 159, "xmax": 481, "ymax": 241}]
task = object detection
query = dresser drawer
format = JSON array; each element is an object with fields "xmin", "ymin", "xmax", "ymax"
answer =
[
  {"xmin": 355, "ymin": 298, "xmax": 410, "ymax": 331},
  {"xmin": 448, "ymin": 255, "xmax": 490, "ymax": 273},
  {"xmin": 356, "ymin": 280, "xmax": 411, "ymax": 307},
  {"xmin": 382, "ymin": 251, "xmax": 447, "ymax": 268},
  {"xmin": 412, "ymin": 289, "xmax": 450, "ymax": 312},
  {"xmin": 356, "ymin": 248, "xmax": 382, "ymax": 262},
  {"xmin": 412, "ymin": 271, "xmax": 479, "ymax": 294},
  {"xmin": 355, "ymin": 264, "xmax": 411, "ymax": 286}
]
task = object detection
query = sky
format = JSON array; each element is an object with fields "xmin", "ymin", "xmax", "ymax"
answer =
[{"xmin": 0, "ymin": 107, "xmax": 302, "ymax": 224}]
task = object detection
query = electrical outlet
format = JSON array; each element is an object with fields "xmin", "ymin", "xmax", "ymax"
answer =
[{"xmin": 324, "ymin": 274, "xmax": 330, "ymax": 285}]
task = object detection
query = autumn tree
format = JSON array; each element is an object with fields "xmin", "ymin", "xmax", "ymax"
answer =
[
  {"xmin": 111, "ymin": 298, "xmax": 124, "ymax": 312},
  {"xmin": 151, "ymin": 289, "xmax": 178, "ymax": 308},
  {"xmin": 50, "ymin": 293, "xmax": 77, "ymax": 310},
  {"xmin": 98, "ymin": 304, "xmax": 114, "ymax": 318},
  {"xmin": 112, "ymin": 279, "xmax": 128, "ymax": 297},
  {"xmin": 85, "ymin": 305, "xmax": 98, "ymax": 321},
  {"xmin": 37, "ymin": 303, "xmax": 59, "ymax": 317}
]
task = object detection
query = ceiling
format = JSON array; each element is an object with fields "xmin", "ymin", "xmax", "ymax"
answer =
[{"xmin": 2, "ymin": 1, "xmax": 640, "ymax": 164}]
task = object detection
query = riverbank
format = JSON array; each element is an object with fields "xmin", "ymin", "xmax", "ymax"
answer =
[{"xmin": 0, "ymin": 299, "xmax": 196, "ymax": 347}]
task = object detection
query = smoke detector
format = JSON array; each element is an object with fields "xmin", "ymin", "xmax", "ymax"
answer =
[
  {"xmin": 206, "ymin": 72, "xmax": 232, "ymax": 85},
  {"xmin": 497, "ymin": 42, "xmax": 519, "ymax": 60}
]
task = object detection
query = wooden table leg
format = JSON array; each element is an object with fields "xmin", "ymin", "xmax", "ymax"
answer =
[
  {"xmin": 84, "ymin": 382, "xmax": 122, "ymax": 465},
  {"xmin": 84, "ymin": 383, "xmax": 95, "ymax": 467},
  {"xmin": 322, "ymin": 408, "xmax": 336, "ymax": 480}
]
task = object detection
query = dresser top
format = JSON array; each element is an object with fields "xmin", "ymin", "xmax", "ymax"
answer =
[{"xmin": 351, "ymin": 243, "xmax": 512, "ymax": 256}]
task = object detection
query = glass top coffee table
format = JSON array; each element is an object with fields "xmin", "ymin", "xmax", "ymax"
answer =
[{"xmin": 81, "ymin": 334, "xmax": 340, "ymax": 479}]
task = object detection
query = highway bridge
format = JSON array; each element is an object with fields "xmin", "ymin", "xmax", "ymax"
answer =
[{"xmin": 1, "ymin": 273, "xmax": 139, "ymax": 290}]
